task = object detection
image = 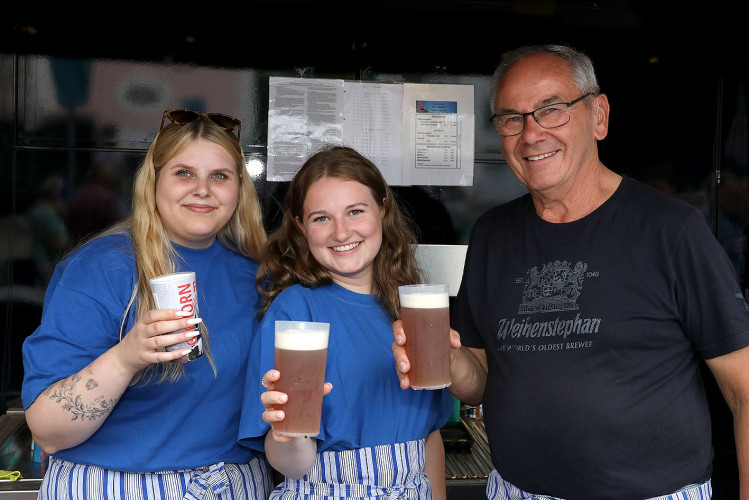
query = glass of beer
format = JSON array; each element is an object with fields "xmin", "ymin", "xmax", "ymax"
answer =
[
  {"xmin": 273, "ymin": 321, "xmax": 330, "ymax": 437},
  {"xmin": 398, "ymin": 284, "xmax": 451, "ymax": 390}
]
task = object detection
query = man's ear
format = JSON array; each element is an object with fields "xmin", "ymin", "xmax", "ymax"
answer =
[{"xmin": 593, "ymin": 94, "xmax": 609, "ymax": 141}]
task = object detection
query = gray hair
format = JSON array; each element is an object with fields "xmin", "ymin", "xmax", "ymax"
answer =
[{"xmin": 489, "ymin": 44, "xmax": 600, "ymax": 113}]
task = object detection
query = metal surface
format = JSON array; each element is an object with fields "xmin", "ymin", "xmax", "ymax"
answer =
[
  {"xmin": 445, "ymin": 418, "xmax": 492, "ymax": 481},
  {"xmin": 444, "ymin": 417, "xmax": 491, "ymax": 497}
]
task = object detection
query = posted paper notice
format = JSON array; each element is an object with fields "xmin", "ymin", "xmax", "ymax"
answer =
[{"xmin": 266, "ymin": 77, "xmax": 474, "ymax": 186}]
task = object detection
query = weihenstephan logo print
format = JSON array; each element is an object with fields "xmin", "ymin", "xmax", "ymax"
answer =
[
  {"xmin": 496, "ymin": 260, "xmax": 600, "ymax": 352},
  {"xmin": 519, "ymin": 260, "xmax": 587, "ymax": 314}
]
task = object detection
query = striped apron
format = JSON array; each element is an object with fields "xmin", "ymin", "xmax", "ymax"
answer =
[
  {"xmin": 270, "ymin": 439, "xmax": 432, "ymax": 499},
  {"xmin": 486, "ymin": 469, "xmax": 712, "ymax": 500},
  {"xmin": 38, "ymin": 456, "xmax": 273, "ymax": 500}
]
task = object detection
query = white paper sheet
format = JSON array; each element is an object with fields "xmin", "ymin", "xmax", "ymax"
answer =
[
  {"xmin": 266, "ymin": 77, "xmax": 344, "ymax": 181},
  {"xmin": 402, "ymin": 83, "xmax": 474, "ymax": 186},
  {"xmin": 266, "ymin": 77, "xmax": 474, "ymax": 186},
  {"xmin": 342, "ymin": 81, "xmax": 404, "ymax": 184}
]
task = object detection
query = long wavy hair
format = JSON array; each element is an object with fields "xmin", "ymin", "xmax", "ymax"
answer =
[
  {"xmin": 258, "ymin": 145, "xmax": 422, "ymax": 320},
  {"xmin": 103, "ymin": 116, "xmax": 266, "ymax": 383}
]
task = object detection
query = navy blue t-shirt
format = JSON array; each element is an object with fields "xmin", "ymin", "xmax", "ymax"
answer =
[{"xmin": 453, "ymin": 176, "xmax": 749, "ymax": 499}]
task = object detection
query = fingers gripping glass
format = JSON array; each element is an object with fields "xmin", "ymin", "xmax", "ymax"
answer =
[
  {"xmin": 160, "ymin": 109, "xmax": 242, "ymax": 140},
  {"xmin": 490, "ymin": 93, "xmax": 594, "ymax": 137}
]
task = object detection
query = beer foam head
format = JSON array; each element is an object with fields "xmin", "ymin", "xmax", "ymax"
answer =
[
  {"xmin": 275, "ymin": 321, "xmax": 330, "ymax": 350},
  {"xmin": 399, "ymin": 292, "xmax": 449, "ymax": 308}
]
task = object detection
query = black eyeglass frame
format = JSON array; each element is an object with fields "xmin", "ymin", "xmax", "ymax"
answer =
[
  {"xmin": 160, "ymin": 109, "xmax": 242, "ymax": 141},
  {"xmin": 489, "ymin": 93, "xmax": 595, "ymax": 137}
]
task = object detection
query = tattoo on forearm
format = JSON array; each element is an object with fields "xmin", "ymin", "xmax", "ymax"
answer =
[{"xmin": 44, "ymin": 372, "xmax": 117, "ymax": 422}]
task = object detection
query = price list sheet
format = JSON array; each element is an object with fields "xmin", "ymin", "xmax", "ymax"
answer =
[
  {"xmin": 402, "ymin": 83, "xmax": 474, "ymax": 186},
  {"xmin": 342, "ymin": 82, "xmax": 404, "ymax": 184}
]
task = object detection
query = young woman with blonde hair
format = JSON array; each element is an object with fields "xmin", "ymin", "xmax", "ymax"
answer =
[{"xmin": 23, "ymin": 110, "xmax": 272, "ymax": 500}]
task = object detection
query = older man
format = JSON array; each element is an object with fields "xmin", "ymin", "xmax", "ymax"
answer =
[{"xmin": 394, "ymin": 44, "xmax": 749, "ymax": 499}]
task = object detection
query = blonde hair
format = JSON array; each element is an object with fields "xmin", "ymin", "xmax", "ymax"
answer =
[
  {"xmin": 258, "ymin": 145, "xmax": 421, "ymax": 320},
  {"xmin": 105, "ymin": 116, "xmax": 266, "ymax": 383}
]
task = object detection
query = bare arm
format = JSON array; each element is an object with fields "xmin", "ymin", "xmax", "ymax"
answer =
[
  {"xmin": 392, "ymin": 320, "xmax": 487, "ymax": 405},
  {"xmin": 424, "ymin": 429, "xmax": 446, "ymax": 500},
  {"xmin": 705, "ymin": 346, "xmax": 749, "ymax": 500},
  {"xmin": 263, "ymin": 432, "xmax": 319, "ymax": 480},
  {"xmin": 25, "ymin": 309, "xmax": 200, "ymax": 453},
  {"xmin": 447, "ymin": 346, "xmax": 487, "ymax": 406}
]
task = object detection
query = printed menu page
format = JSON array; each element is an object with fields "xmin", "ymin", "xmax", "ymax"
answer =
[
  {"xmin": 402, "ymin": 83, "xmax": 474, "ymax": 186},
  {"xmin": 266, "ymin": 78, "xmax": 343, "ymax": 181},
  {"xmin": 342, "ymin": 81, "xmax": 404, "ymax": 184},
  {"xmin": 266, "ymin": 77, "xmax": 474, "ymax": 186}
]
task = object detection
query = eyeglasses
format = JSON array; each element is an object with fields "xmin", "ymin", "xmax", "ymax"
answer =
[
  {"xmin": 489, "ymin": 93, "xmax": 594, "ymax": 137},
  {"xmin": 160, "ymin": 109, "xmax": 242, "ymax": 140}
]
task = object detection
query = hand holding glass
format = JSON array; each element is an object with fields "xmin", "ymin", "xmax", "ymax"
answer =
[
  {"xmin": 398, "ymin": 284, "xmax": 451, "ymax": 390},
  {"xmin": 272, "ymin": 321, "xmax": 330, "ymax": 437}
]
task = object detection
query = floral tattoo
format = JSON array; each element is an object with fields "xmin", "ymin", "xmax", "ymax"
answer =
[{"xmin": 43, "ymin": 369, "xmax": 117, "ymax": 422}]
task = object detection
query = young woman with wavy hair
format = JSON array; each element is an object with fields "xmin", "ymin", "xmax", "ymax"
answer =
[
  {"xmin": 240, "ymin": 145, "xmax": 452, "ymax": 500},
  {"xmin": 257, "ymin": 145, "xmax": 419, "ymax": 320}
]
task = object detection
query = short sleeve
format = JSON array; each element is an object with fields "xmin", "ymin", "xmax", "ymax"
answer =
[
  {"xmin": 452, "ymin": 215, "xmax": 489, "ymax": 350},
  {"xmin": 237, "ymin": 288, "xmax": 316, "ymax": 451},
  {"xmin": 674, "ymin": 212, "xmax": 749, "ymax": 358},
  {"xmin": 22, "ymin": 237, "xmax": 136, "ymax": 408}
]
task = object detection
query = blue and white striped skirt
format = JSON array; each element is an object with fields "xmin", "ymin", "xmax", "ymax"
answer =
[
  {"xmin": 270, "ymin": 439, "xmax": 432, "ymax": 499},
  {"xmin": 486, "ymin": 469, "xmax": 712, "ymax": 500},
  {"xmin": 38, "ymin": 456, "xmax": 273, "ymax": 500}
]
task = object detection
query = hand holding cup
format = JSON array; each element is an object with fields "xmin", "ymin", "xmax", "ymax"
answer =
[
  {"xmin": 149, "ymin": 272, "xmax": 204, "ymax": 361},
  {"xmin": 393, "ymin": 319, "xmax": 462, "ymax": 390},
  {"xmin": 116, "ymin": 309, "xmax": 203, "ymax": 373},
  {"xmin": 269, "ymin": 321, "xmax": 330, "ymax": 437},
  {"xmin": 398, "ymin": 284, "xmax": 452, "ymax": 390},
  {"xmin": 261, "ymin": 368, "xmax": 333, "ymax": 442}
]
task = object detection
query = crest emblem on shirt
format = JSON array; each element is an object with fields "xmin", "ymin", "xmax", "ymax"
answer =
[{"xmin": 519, "ymin": 260, "xmax": 587, "ymax": 314}]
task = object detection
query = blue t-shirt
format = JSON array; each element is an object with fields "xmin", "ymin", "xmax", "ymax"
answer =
[
  {"xmin": 239, "ymin": 283, "xmax": 453, "ymax": 452},
  {"xmin": 22, "ymin": 233, "xmax": 262, "ymax": 472}
]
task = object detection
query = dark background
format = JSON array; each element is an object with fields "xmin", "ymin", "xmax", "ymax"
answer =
[{"xmin": 1, "ymin": 1, "xmax": 748, "ymax": 497}]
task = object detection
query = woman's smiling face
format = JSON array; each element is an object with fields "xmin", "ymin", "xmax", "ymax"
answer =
[
  {"xmin": 156, "ymin": 138, "xmax": 240, "ymax": 248},
  {"xmin": 296, "ymin": 177, "xmax": 384, "ymax": 294}
]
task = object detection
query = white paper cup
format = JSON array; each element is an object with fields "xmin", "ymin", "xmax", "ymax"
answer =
[{"xmin": 149, "ymin": 272, "xmax": 203, "ymax": 361}]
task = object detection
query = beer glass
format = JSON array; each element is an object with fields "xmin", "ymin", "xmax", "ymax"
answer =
[
  {"xmin": 273, "ymin": 321, "xmax": 330, "ymax": 437},
  {"xmin": 149, "ymin": 272, "xmax": 203, "ymax": 361},
  {"xmin": 398, "ymin": 284, "xmax": 451, "ymax": 389}
]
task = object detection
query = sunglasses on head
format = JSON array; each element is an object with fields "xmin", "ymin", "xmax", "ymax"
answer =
[{"xmin": 160, "ymin": 109, "xmax": 242, "ymax": 141}]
